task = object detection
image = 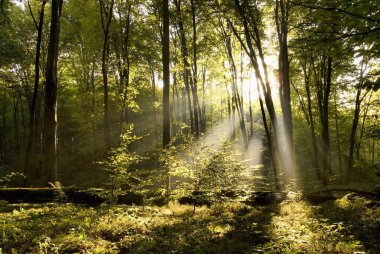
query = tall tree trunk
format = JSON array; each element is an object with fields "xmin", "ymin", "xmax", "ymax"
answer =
[
  {"xmin": 371, "ymin": 138, "xmax": 375, "ymax": 167},
  {"xmin": 190, "ymin": 0, "xmax": 201, "ymax": 137},
  {"xmin": 333, "ymin": 86, "xmax": 342, "ymax": 172},
  {"xmin": 356, "ymin": 91, "xmax": 373, "ymax": 160},
  {"xmin": 44, "ymin": 0, "xmax": 63, "ymax": 185},
  {"xmin": 150, "ymin": 65, "xmax": 159, "ymax": 148},
  {"xmin": 162, "ymin": 0, "xmax": 170, "ymax": 148},
  {"xmin": 181, "ymin": 88, "xmax": 187, "ymax": 123},
  {"xmin": 200, "ymin": 65, "xmax": 206, "ymax": 132},
  {"xmin": 1, "ymin": 90, "xmax": 7, "ymax": 165},
  {"xmin": 257, "ymin": 81, "xmax": 279, "ymax": 190},
  {"xmin": 226, "ymin": 88, "xmax": 233, "ymax": 138},
  {"xmin": 304, "ymin": 65, "xmax": 319, "ymax": 177},
  {"xmin": 321, "ymin": 56, "xmax": 332, "ymax": 184},
  {"xmin": 19, "ymin": 92, "xmax": 26, "ymax": 137},
  {"xmin": 222, "ymin": 32, "xmax": 247, "ymax": 147},
  {"xmin": 175, "ymin": 0, "xmax": 194, "ymax": 135},
  {"xmin": 347, "ymin": 88, "xmax": 361, "ymax": 180},
  {"xmin": 13, "ymin": 94, "xmax": 20, "ymax": 150},
  {"xmin": 119, "ymin": 3, "xmax": 131, "ymax": 136},
  {"xmin": 24, "ymin": 0, "xmax": 47, "ymax": 180},
  {"xmin": 275, "ymin": 0, "xmax": 293, "ymax": 155},
  {"xmin": 90, "ymin": 60, "xmax": 97, "ymax": 158},
  {"xmin": 249, "ymin": 83, "xmax": 253, "ymax": 138},
  {"xmin": 230, "ymin": 0, "xmax": 279, "ymax": 140},
  {"xmin": 99, "ymin": 0, "xmax": 114, "ymax": 151},
  {"xmin": 172, "ymin": 71, "xmax": 180, "ymax": 135}
]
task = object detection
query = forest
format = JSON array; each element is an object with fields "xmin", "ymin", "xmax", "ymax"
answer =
[{"xmin": 0, "ymin": 0, "xmax": 379, "ymax": 252}]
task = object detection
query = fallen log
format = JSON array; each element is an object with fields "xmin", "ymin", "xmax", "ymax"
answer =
[
  {"xmin": 178, "ymin": 190, "xmax": 213, "ymax": 207},
  {"xmin": 302, "ymin": 188, "xmax": 380, "ymax": 204},
  {"xmin": 0, "ymin": 188, "xmax": 143, "ymax": 205},
  {"xmin": 245, "ymin": 191, "xmax": 287, "ymax": 206}
]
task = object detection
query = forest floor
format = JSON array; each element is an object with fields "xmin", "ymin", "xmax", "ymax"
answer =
[{"xmin": 0, "ymin": 194, "xmax": 379, "ymax": 253}]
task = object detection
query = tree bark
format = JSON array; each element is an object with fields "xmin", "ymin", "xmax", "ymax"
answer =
[
  {"xmin": 225, "ymin": 37, "xmax": 248, "ymax": 148},
  {"xmin": 231, "ymin": 0, "xmax": 279, "ymax": 140},
  {"xmin": 347, "ymin": 88, "xmax": 362, "ymax": 179},
  {"xmin": 175, "ymin": 0, "xmax": 194, "ymax": 135},
  {"xmin": 333, "ymin": 85, "xmax": 342, "ymax": 172},
  {"xmin": 257, "ymin": 81, "xmax": 279, "ymax": 190},
  {"xmin": 162, "ymin": 0, "xmax": 171, "ymax": 148},
  {"xmin": 356, "ymin": 91, "xmax": 373, "ymax": 160},
  {"xmin": 190, "ymin": 0, "xmax": 201, "ymax": 136},
  {"xmin": 24, "ymin": 0, "xmax": 47, "ymax": 180},
  {"xmin": 275, "ymin": 0, "xmax": 293, "ymax": 153},
  {"xmin": 1, "ymin": 90, "xmax": 7, "ymax": 165},
  {"xmin": 118, "ymin": 3, "xmax": 131, "ymax": 136},
  {"xmin": 321, "ymin": 56, "xmax": 332, "ymax": 184},
  {"xmin": 43, "ymin": 0, "xmax": 63, "ymax": 185},
  {"xmin": 12, "ymin": 94, "xmax": 19, "ymax": 151},
  {"xmin": 99, "ymin": 0, "xmax": 114, "ymax": 151}
]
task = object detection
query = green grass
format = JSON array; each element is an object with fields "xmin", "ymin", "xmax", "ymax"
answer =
[{"xmin": 0, "ymin": 195, "xmax": 379, "ymax": 253}]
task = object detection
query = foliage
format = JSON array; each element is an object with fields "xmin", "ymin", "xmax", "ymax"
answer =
[
  {"xmin": 160, "ymin": 130, "xmax": 245, "ymax": 200},
  {"xmin": 98, "ymin": 125, "xmax": 142, "ymax": 203},
  {"xmin": 0, "ymin": 172, "xmax": 26, "ymax": 188},
  {"xmin": 0, "ymin": 196, "xmax": 379, "ymax": 253}
]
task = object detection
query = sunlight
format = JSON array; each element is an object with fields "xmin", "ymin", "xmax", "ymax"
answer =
[
  {"xmin": 157, "ymin": 77, "xmax": 164, "ymax": 89},
  {"xmin": 199, "ymin": 117, "xmax": 241, "ymax": 150},
  {"xmin": 240, "ymin": 136, "xmax": 263, "ymax": 167},
  {"xmin": 239, "ymin": 55, "xmax": 280, "ymax": 104},
  {"xmin": 11, "ymin": 0, "xmax": 25, "ymax": 10}
]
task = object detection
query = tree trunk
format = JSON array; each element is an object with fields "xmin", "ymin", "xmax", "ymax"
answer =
[
  {"xmin": 99, "ymin": 0, "xmax": 114, "ymax": 151},
  {"xmin": 321, "ymin": 56, "xmax": 332, "ymax": 184},
  {"xmin": 257, "ymin": 82, "xmax": 279, "ymax": 190},
  {"xmin": 90, "ymin": 60, "xmax": 97, "ymax": 158},
  {"xmin": 24, "ymin": 0, "xmax": 47, "ymax": 180},
  {"xmin": 356, "ymin": 91, "xmax": 373, "ymax": 160},
  {"xmin": 1, "ymin": 90, "xmax": 6, "ymax": 165},
  {"xmin": 231, "ymin": 0, "xmax": 279, "ymax": 142},
  {"xmin": 119, "ymin": 3, "xmax": 131, "ymax": 136},
  {"xmin": 150, "ymin": 65, "xmax": 159, "ymax": 148},
  {"xmin": 333, "ymin": 86, "xmax": 342, "ymax": 172},
  {"xmin": 225, "ymin": 37, "xmax": 247, "ymax": 148},
  {"xmin": 190, "ymin": 0, "xmax": 201, "ymax": 137},
  {"xmin": 175, "ymin": 0, "xmax": 194, "ymax": 135},
  {"xmin": 13, "ymin": 94, "xmax": 20, "ymax": 150},
  {"xmin": 347, "ymin": 88, "xmax": 361, "ymax": 180},
  {"xmin": 181, "ymin": 88, "xmax": 187, "ymax": 123},
  {"xmin": 200, "ymin": 66, "xmax": 206, "ymax": 132},
  {"xmin": 275, "ymin": 0, "xmax": 293, "ymax": 155},
  {"xmin": 44, "ymin": 0, "xmax": 63, "ymax": 185},
  {"xmin": 162, "ymin": 0, "xmax": 170, "ymax": 148},
  {"xmin": 305, "ymin": 68, "xmax": 319, "ymax": 177}
]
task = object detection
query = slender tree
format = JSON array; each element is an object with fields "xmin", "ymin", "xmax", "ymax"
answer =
[
  {"xmin": 162, "ymin": 0, "xmax": 170, "ymax": 148},
  {"xmin": 275, "ymin": 0, "xmax": 293, "ymax": 154},
  {"xmin": 44, "ymin": 0, "xmax": 63, "ymax": 184},
  {"xmin": 99, "ymin": 0, "xmax": 115, "ymax": 150},
  {"xmin": 174, "ymin": 0, "xmax": 194, "ymax": 134},
  {"xmin": 24, "ymin": 0, "xmax": 47, "ymax": 181},
  {"xmin": 347, "ymin": 59, "xmax": 370, "ymax": 180}
]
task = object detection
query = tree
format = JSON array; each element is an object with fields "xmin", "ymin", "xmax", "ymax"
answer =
[
  {"xmin": 43, "ymin": 0, "xmax": 63, "ymax": 184},
  {"xmin": 275, "ymin": 0, "xmax": 293, "ymax": 158},
  {"xmin": 162, "ymin": 0, "xmax": 170, "ymax": 148},
  {"xmin": 24, "ymin": 0, "xmax": 47, "ymax": 181},
  {"xmin": 99, "ymin": 0, "xmax": 115, "ymax": 151},
  {"xmin": 174, "ymin": 0, "xmax": 194, "ymax": 135}
]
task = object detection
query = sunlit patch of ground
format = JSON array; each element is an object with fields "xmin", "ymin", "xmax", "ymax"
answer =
[{"xmin": 0, "ymin": 196, "xmax": 379, "ymax": 253}]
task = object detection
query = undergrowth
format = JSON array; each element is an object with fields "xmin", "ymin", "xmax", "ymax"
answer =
[{"xmin": 0, "ymin": 196, "xmax": 379, "ymax": 253}]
